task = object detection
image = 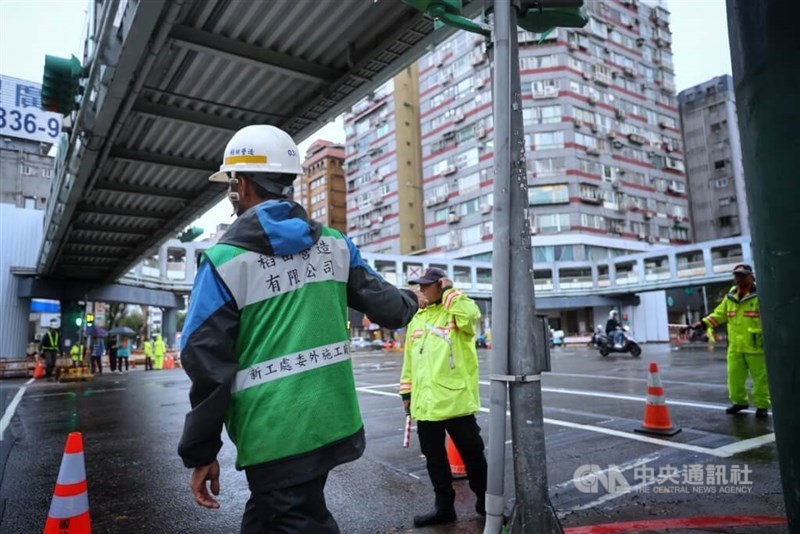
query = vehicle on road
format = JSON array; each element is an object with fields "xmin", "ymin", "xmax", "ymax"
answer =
[
  {"xmin": 350, "ymin": 337, "xmax": 374, "ymax": 351},
  {"xmin": 594, "ymin": 326, "xmax": 642, "ymax": 358}
]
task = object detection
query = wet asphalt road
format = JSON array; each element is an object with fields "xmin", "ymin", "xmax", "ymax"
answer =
[{"xmin": 0, "ymin": 344, "xmax": 788, "ymax": 533}]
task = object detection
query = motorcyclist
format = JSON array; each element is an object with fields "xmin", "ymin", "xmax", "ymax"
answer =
[{"xmin": 606, "ymin": 310, "xmax": 623, "ymax": 348}]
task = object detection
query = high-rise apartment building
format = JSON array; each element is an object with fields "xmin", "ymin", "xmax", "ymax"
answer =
[
  {"xmin": 297, "ymin": 139, "xmax": 347, "ymax": 233},
  {"xmin": 678, "ymin": 75, "xmax": 748, "ymax": 241},
  {"xmin": 416, "ymin": 0, "xmax": 689, "ymax": 264},
  {"xmin": 0, "ymin": 137, "xmax": 56, "ymax": 211},
  {"xmin": 343, "ymin": 65, "xmax": 425, "ymax": 254}
]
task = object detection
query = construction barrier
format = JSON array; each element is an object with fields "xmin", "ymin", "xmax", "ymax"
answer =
[{"xmin": 44, "ymin": 432, "xmax": 91, "ymax": 534}]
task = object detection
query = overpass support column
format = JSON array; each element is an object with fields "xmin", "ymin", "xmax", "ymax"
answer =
[
  {"xmin": 703, "ymin": 245, "xmax": 714, "ymax": 278},
  {"xmin": 163, "ymin": 308, "xmax": 177, "ymax": 349},
  {"xmin": 728, "ymin": 1, "xmax": 800, "ymax": 530},
  {"xmin": 608, "ymin": 262, "xmax": 617, "ymax": 287},
  {"xmin": 551, "ymin": 265, "xmax": 560, "ymax": 292},
  {"xmin": 668, "ymin": 251, "xmax": 678, "ymax": 280}
]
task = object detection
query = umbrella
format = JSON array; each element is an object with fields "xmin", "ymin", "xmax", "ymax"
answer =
[
  {"xmin": 107, "ymin": 326, "xmax": 137, "ymax": 336},
  {"xmin": 85, "ymin": 325, "xmax": 108, "ymax": 337}
]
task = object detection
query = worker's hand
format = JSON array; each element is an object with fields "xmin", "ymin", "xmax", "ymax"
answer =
[
  {"xmin": 402, "ymin": 398, "xmax": 410, "ymax": 415},
  {"xmin": 691, "ymin": 321, "xmax": 704, "ymax": 331},
  {"xmin": 440, "ymin": 278, "xmax": 454, "ymax": 291},
  {"xmin": 413, "ymin": 287, "xmax": 428, "ymax": 309},
  {"xmin": 190, "ymin": 460, "xmax": 221, "ymax": 509}
]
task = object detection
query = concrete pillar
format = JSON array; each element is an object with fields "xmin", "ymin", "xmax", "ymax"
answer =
[
  {"xmin": 551, "ymin": 265, "xmax": 560, "ymax": 292},
  {"xmin": 728, "ymin": 1, "xmax": 800, "ymax": 528},
  {"xmin": 163, "ymin": 308, "xmax": 177, "ymax": 349},
  {"xmin": 703, "ymin": 245, "xmax": 715, "ymax": 277},
  {"xmin": 185, "ymin": 244, "xmax": 197, "ymax": 282},
  {"xmin": 158, "ymin": 245, "xmax": 168, "ymax": 279},
  {"xmin": 636, "ymin": 258, "xmax": 646, "ymax": 282},
  {"xmin": 668, "ymin": 251, "xmax": 678, "ymax": 280},
  {"xmin": 590, "ymin": 264, "xmax": 599, "ymax": 289},
  {"xmin": 608, "ymin": 262, "xmax": 617, "ymax": 286}
]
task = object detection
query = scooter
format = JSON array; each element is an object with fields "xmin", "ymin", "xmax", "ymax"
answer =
[{"xmin": 595, "ymin": 326, "xmax": 642, "ymax": 358}]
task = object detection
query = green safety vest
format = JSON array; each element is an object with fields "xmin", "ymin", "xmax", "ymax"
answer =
[
  {"xmin": 704, "ymin": 285, "xmax": 764, "ymax": 354},
  {"xmin": 43, "ymin": 331, "xmax": 59, "ymax": 351},
  {"xmin": 206, "ymin": 226, "xmax": 360, "ymax": 469}
]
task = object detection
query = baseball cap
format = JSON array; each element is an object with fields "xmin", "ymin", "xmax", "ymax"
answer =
[
  {"xmin": 732, "ymin": 264, "xmax": 754, "ymax": 275},
  {"xmin": 408, "ymin": 267, "xmax": 447, "ymax": 285}
]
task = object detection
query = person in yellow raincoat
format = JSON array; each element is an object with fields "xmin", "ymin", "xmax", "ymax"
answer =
[
  {"xmin": 400, "ymin": 267, "xmax": 486, "ymax": 527},
  {"xmin": 694, "ymin": 264, "xmax": 770, "ymax": 418},
  {"xmin": 70, "ymin": 341, "xmax": 84, "ymax": 368},
  {"xmin": 154, "ymin": 334, "xmax": 166, "ymax": 370}
]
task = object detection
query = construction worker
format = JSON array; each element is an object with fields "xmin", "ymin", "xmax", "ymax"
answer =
[
  {"xmin": 694, "ymin": 264, "xmax": 770, "ymax": 418},
  {"xmin": 143, "ymin": 337, "xmax": 154, "ymax": 371},
  {"xmin": 40, "ymin": 319, "xmax": 61, "ymax": 380},
  {"xmin": 70, "ymin": 341, "xmax": 84, "ymax": 368},
  {"xmin": 401, "ymin": 267, "xmax": 487, "ymax": 527},
  {"xmin": 154, "ymin": 334, "xmax": 166, "ymax": 370},
  {"xmin": 178, "ymin": 125, "xmax": 421, "ymax": 532}
]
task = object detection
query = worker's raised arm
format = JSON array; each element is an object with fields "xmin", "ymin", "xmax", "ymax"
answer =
[{"xmin": 344, "ymin": 236, "xmax": 419, "ymax": 329}]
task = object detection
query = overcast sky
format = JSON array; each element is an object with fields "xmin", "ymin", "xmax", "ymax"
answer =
[{"xmin": 0, "ymin": 0, "xmax": 733, "ymax": 234}]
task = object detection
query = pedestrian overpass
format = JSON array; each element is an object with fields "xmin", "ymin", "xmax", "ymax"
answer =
[
  {"xmin": 122, "ymin": 235, "xmax": 752, "ymax": 303},
  {"xmin": 36, "ymin": 0, "xmax": 483, "ymax": 285}
]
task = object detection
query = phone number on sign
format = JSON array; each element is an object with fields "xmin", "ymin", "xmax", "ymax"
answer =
[{"xmin": 0, "ymin": 107, "xmax": 60, "ymax": 138}]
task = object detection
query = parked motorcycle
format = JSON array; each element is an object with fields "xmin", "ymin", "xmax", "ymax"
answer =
[{"xmin": 595, "ymin": 326, "xmax": 642, "ymax": 358}]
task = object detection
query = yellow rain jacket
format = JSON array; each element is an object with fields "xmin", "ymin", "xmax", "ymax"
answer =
[
  {"xmin": 703, "ymin": 285, "xmax": 763, "ymax": 355},
  {"xmin": 400, "ymin": 288, "xmax": 481, "ymax": 421}
]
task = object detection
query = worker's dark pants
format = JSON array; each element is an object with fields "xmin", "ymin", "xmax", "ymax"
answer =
[
  {"xmin": 43, "ymin": 350, "xmax": 57, "ymax": 378},
  {"xmin": 417, "ymin": 415, "xmax": 488, "ymax": 503},
  {"xmin": 240, "ymin": 472, "xmax": 338, "ymax": 534},
  {"xmin": 90, "ymin": 356, "xmax": 102, "ymax": 374},
  {"xmin": 109, "ymin": 352, "xmax": 117, "ymax": 372},
  {"xmin": 118, "ymin": 356, "xmax": 129, "ymax": 371},
  {"xmin": 145, "ymin": 357, "xmax": 153, "ymax": 371}
]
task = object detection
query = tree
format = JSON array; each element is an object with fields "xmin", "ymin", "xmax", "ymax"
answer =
[
  {"xmin": 177, "ymin": 311, "xmax": 186, "ymax": 332},
  {"xmin": 105, "ymin": 303, "xmax": 127, "ymax": 330},
  {"xmin": 118, "ymin": 312, "xmax": 144, "ymax": 334}
]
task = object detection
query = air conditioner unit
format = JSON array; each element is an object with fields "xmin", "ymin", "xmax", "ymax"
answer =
[
  {"xmin": 607, "ymin": 131, "xmax": 617, "ymax": 139},
  {"xmin": 574, "ymin": 119, "xmax": 583, "ymax": 128},
  {"xmin": 476, "ymin": 127, "xmax": 487, "ymax": 139},
  {"xmin": 644, "ymin": 210, "xmax": 654, "ymax": 219},
  {"xmin": 658, "ymin": 120, "xmax": 669, "ymax": 129},
  {"xmin": 474, "ymin": 78, "xmax": 486, "ymax": 90},
  {"xmin": 623, "ymin": 67, "xmax": 635, "ymax": 77},
  {"xmin": 471, "ymin": 52, "xmax": 486, "ymax": 66},
  {"xmin": 447, "ymin": 213, "xmax": 461, "ymax": 224},
  {"xmin": 590, "ymin": 123, "xmax": 599, "ymax": 133},
  {"xmin": 612, "ymin": 140, "xmax": 624, "ymax": 149},
  {"xmin": 638, "ymin": 232, "xmax": 646, "ymax": 240},
  {"xmin": 481, "ymin": 204, "xmax": 493, "ymax": 214},
  {"xmin": 628, "ymin": 133, "xmax": 646, "ymax": 145},
  {"xmin": 636, "ymin": 37, "xmax": 645, "ymax": 47},
  {"xmin": 586, "ymin": 147, "xmax": 600, "ymax": 156},
  {"xmin": 530, "ymin": 225, "xmax": 538, "ymax": 235},
  {"xmin": 442, "ymin": 72, "xmax": 453, "ymax": 85},
  {"xmin": 349, "ymin": 221, "xmax": 358, "ymax": 229},
  {"xmin": 668, "ymin": 181, "xmax": 686, "ymax": 194},
  {"xmin": 582, "ymin": 71, "xmax": 591, "ymax": 80},
  {"xmin": 647, "ymin": 236, "xmax": 658, "ymax": 244},
  {"xmin": 567, "ymin": 42, "xmax": 578, "ymax": 51},
  {"xmin": 447, "ymin": 239, "xmax": 462, "ymax": 250},
  {"xmin": 587, "ymin": 96, "xmax": 597, "ymax": 106},
  {"xmin": 443, "ymin": 165, "xmax": 458, "ymax": 176},
  {"xmin": 611, "ymin": 179, "xmax": 621, "ymax": 189},
  {"xmin": 454, "ymin": 113, "xmax": 465, "ymax": 123},
  {"xmin": 371, "ymin": 197, "xmax": 383, "ymax": 206},
  {"xmin": 368, "ymin": 148, "xmax": 382, "ymax": 157},
  {"xmin": 442, "ymin": 131, "xmax": 456, "ymax": 141}
]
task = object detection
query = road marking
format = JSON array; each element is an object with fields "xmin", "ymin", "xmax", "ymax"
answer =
[
  {"xmin": 546, "ymin": 371, "xmax": 728, "ymax": 389},
  {"xmin": 27, "ymin": 387, "xmax": 127, "ymax": 399},
  {"xmin": 711, "ymin": 433, "xmax": 776, "ymax": 457},
  {"xmin": 567, "ymin": 475, "xmax": 663, "ymax": 511},
  {"xmin": 563, "ymin": 515, "xmax": 788, "ymax": 533},
  {"xmin": 550, "ymin": 453, "xmax": 661, "ymax": 492},
  {"xmin": 355, "ymin": 386, "xmax": 775, "ymax": 458},
  {"xmin": 0, "ymin": 378, "xmax": 34, "ymax": 441}
]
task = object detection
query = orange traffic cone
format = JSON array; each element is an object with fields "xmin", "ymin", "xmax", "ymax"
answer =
[
  {"xmin": 44, "ymin": 432, "xmax": 91, "ymax": 534},
  {"xmin": 446, "ymin": 435, "xmax": 467, "ymax": 478},
  {"xmin": 34, "ymin": 359, "xmax": 45, "ymax": 379},
  {"xmin": 635, "ymin": 362, "xmax": 681, "ymax": 437}
]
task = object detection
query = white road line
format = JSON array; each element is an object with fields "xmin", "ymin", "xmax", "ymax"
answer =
[
  {"xmin": 27, "ymin": 387, "xmax": 127, "ymax": 398},
  {"xmin": 550, "ymin": 453, "xmax": 661, "ymax": 492},
  {"xmin": 538, "ymin": 386, "xmax": 736, "ymax": 412},
  {"xmin": 0, "ymin": 378, "xmax": 34, "ymax": 441},
  {"xmin": 355, "ymin": 386, "xmax": 773, "ymax": 458},
  {"xmin": 567, "ymin": 475, "xmax": 663, "ymax": 511},
  {"xmin": 711, "ymin": 433, "xmax": 776, "ymax": 456},
  {"xmin": 357, "ymin": 382, "xmax": 403, "ymax": 391},
  {"xmin": 546, "ymin": 371, "xmax": 728, "ymax": 389}
]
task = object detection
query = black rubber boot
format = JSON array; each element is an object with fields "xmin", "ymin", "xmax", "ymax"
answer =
[
  {"xmin": 414, "ymin": 491, "xmax": 457, "ymax": 527},
  {"xmin": 755, "ymin": 408, "xmax": 769, "ymax": 418}
]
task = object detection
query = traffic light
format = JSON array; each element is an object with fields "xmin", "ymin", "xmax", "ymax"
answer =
[
  {"xmin": 85, "ymin": 313, "xmax": 94, "ymax": 326},
  {"xmin": 75, "ymin": 317, "xmax": 83, "ymax": 327},
  {"xmin": 517, "ymin": 1, "xmax": 588, "ymax": 33},
  {"xmin": 178, "ymin": 226, "xmax": 204, "ymax": 243},
  {"xmin": 41, "ymin": 55, "xmax": 83, "ymax": 116}
]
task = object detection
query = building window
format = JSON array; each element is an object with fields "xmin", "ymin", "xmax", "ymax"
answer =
[
  {"xmin": 42, "ymin": 168, "xmax": 54, "ymax": 178},
  {"xmin": 719, "ymin": 196, "xmax": 735, "ymax": 207},
  {"xmin": 714, "ymin": 160, "xmax": 726, "ymax": 170},
  {"xmin": 536, "ymin": 213, "xmax": 570, "ymax": 233},
  {"xmin": 533, "ymin": 131, "xmax": 564, "ymax": 150},
  {"xmin": 311, "ymin": 191, "xmax": 327, "ymax": 204},
  {"xmin": 714, "ymin": 178, "xmax": 730, "ymax": 189},
  {"xmin": 529, "ymin": 184, "xmax": 569, "ymax": 205},
  {"xmin": 311, "ymin": 207, "xmax": 327, "ymax": 219},
  {"xmin": 580, "ymin": 213, "xmax": 606, "ymax": 230},
  {"xmin": 21, "ymin": 166, "xmax": 35, "ymax": 176}
]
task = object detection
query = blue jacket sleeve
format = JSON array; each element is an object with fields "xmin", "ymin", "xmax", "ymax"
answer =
[{"xmin": 177, "ymin": 260, "xmax": 240, "ymax": 468}]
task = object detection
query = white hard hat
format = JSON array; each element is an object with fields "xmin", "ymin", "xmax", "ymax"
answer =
[
  {"xmin": 609, "ymin": 310, "xmax": 618, "ymax": 318},
  {"xmin": 209, "ymin": 125, "xmax": 303, "ymax": 182}
]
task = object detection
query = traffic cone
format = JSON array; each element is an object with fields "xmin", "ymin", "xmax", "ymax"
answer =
[
  {"xmin": 446, "ymin": 435, "xmax": 467, "ymax": 478},
  {"xmin": 44, "ymin": 432, "xmax": 91, "ymax": 534},
  {"xmin": 635, "ymin": 362, "xmax": 681, "ymax": 437},
  {"xmin": 34, "ymin": 359, "xmax": 45, "ymax": 379}
]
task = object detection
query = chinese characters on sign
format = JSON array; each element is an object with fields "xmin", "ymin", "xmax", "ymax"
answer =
[
  {"xmin": 574, "ymin": 463, "xmax": 754, "ymax": 495},
  {"xmin": 0, "ymin": 76, "xmax": 62, "ymax": 144},
  {"xmin": 254, "ymin": 237, "xmax": 343, "ymax": 298},
  {"xmin": 234, "ymin": 342, "xmax": 350, "ymax": 393}
]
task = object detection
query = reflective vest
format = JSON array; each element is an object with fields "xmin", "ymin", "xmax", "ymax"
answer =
[
  {"xmin": 703, "ymin": 285, "xmax": 764, "ymax": 354},
  {"xmin": 70, "ymin": 344, "xmax": 83, "ymax": 361},
  {"xmin": 206, "ymin": 226, "xmax": 360, "ymax": 468},
  {"xmin": 43, "ymin": 331, "xmax": 59, "ymax": 351},
  {"xmin": 143, "ymin": 341, "xmax": 154, "ymax": 357},
  {"xmin": 400, "ymin": 289, "xmax": 482, "ymax": 421}
]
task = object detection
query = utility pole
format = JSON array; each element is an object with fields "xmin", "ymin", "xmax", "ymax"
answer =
[
  {"xmin": 727, "ymin": 1, "xmax": 800, "ymax": 531},
  {"xmin": 489, "ymin": 1, "xmax": 562, "ymax": 531}
]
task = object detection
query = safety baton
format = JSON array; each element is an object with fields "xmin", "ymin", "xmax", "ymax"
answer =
[{"xmin": 403, "ymin": 415, "xmax": 412, "ymax": 448}]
